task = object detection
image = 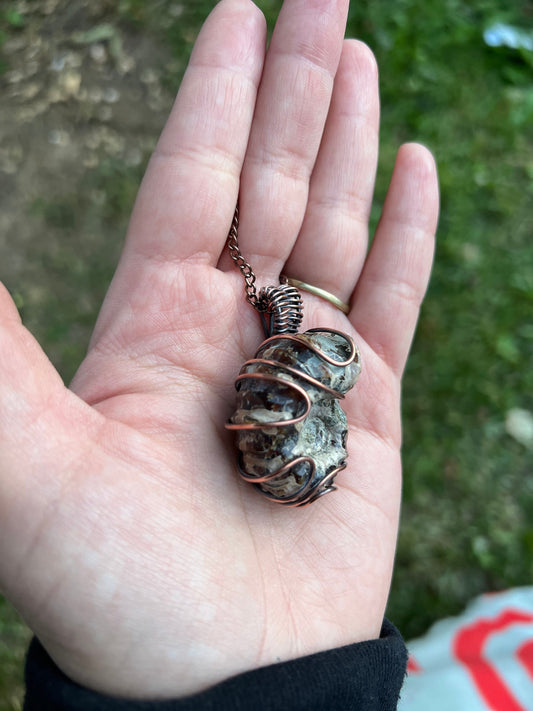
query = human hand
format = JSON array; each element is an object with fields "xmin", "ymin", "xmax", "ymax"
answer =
[{"xmin": 0, "ymin": 0, "xmax": 438, "ymax": 701}]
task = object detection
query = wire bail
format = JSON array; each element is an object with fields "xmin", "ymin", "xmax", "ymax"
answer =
[{"xmin": 257, "ymin": 284, "xmax": 304, "ymax": 338}]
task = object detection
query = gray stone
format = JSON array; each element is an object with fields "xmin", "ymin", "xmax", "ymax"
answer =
[{"xmin": 227, "ymin": 329, "xmax": 361, "ymax": 505}]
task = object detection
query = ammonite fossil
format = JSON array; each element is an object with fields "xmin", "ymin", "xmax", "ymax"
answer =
[{"xmin": 226, "ymin": 328, "xmax": 361, "ymax": 507}]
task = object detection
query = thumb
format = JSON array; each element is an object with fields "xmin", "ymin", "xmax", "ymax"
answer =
[
  {"xmin": 0, "ymin": 282, "xmax": 101, "ymax": 598},
  {"xmin": 0, "ymin": 282, "xmax": 68, "ymax": 441}
]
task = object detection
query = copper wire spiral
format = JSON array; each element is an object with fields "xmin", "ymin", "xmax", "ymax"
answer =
[
  {"xmin": 257, "ymin": 284, "xmax": 303, "ymax": 337},
  {"xmin": 226, "ymin": 329, "xmax": 359, "ymax": 507}
]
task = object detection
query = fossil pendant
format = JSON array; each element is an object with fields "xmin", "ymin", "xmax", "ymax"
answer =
[{"xmin": 226, "ymin": 285, "xmax": 361, "ymax": 507}]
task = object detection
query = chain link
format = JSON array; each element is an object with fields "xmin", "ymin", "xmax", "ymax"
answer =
[
  {"xmin": 226, "ymin": 204, "xmax": 268, "ymax": 311},
  {"xmin": 227, "ymin": 203, "xmax": 306, "ymax": 337}
]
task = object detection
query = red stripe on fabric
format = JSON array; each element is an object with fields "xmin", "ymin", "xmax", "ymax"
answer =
[
  {"xmin": 516, "ymin": 639, "xmax": 533, "ymax": 681},
  {"xmin": 407, "ymin": 655, "xmax": 422, "ymax": 674},
  {"xmin": 453, "ymin": 608, "xmax": 533, "ymax": 711}
]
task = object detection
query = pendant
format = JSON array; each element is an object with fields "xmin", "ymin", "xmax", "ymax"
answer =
[{"xmin": 226, "ymin": 285, "xmax": 361, "ymax": 507}]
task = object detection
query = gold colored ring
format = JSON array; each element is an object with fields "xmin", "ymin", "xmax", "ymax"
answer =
[{"xmin": 282, "ymin": 277, "xmax": 350, "ymax": 314}]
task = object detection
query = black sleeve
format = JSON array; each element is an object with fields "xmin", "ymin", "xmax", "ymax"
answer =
[{"xmin": 24, "ymin": 619, "xmax": 407, "ymax": 711}]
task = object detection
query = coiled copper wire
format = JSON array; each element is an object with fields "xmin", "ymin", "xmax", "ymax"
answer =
[{"xmin": 257, "ymin": 284, "xmax": 303, "ymax": 337}]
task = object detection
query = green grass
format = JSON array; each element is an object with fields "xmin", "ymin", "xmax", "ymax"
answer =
[
  {"xmin": 0, "ymin": 600, "xmax": 30, "ymax": 711},
  {"xmin": 344, "ymin": 0, "xmax": 533, "ymax": 639},
  {"xmin": 1, "ymin": 0, "xmax": 532, "ymax": 706},
  {"xmin": 26, "ymin": 158, "xmax": 146, "ymax": 383}
]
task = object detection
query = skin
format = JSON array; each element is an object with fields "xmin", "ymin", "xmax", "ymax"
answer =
[{"xmin": 0, "ymin": 0, "xmax": 439, "ymax": 701}]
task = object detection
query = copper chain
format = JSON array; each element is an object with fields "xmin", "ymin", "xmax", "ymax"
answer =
[{"xmin": 226, "ymin": 204, "xmax": 267, "ymax": 311}]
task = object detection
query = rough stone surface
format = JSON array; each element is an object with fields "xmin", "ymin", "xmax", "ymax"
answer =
[{"xmin": 229, "ymin": 330, "xmax": 361, "ymax": 503}]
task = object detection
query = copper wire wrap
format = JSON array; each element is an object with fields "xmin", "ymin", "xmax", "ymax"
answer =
[
  {"xmin": 257, "ymin": 284, "xmax": 303, "ymax": 337},
  {"xmin": 226, "ymin": 329, "xmax": 360, "ymax": 507}
]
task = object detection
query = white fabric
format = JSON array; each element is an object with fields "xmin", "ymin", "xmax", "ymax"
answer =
[{"xmin": 399, "ymin": 587, "xmax": 533, "ymax": 711}]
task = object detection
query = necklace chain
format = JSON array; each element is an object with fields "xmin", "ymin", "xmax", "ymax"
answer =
[
  {"xmin": 226, "ymin": 204, "xmax": 305, "ymax": 336},
  {"xmin": 226, "ymin": 204, "xmax": 268, "ymax": 311}
]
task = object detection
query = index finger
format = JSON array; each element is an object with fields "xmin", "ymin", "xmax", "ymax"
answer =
[
  {"xmin": 85, "ymin": 0, "xmax": 266, "ymax": 346},
  {"xmin": 129, "ymin": 0, "xmax": 266, "ymax": 266}
]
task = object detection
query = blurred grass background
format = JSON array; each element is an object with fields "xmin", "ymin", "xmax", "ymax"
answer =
[{"xmin": 1, "ymin": 0, "xmax": 532, "ymax": 707}]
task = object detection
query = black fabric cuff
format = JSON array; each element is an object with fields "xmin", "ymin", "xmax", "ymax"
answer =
[{"xmin": 24, "ymin": 619, "xmax": 407, "ymax": 711}]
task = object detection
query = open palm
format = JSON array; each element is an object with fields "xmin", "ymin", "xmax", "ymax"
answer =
[{"xmin": 0, "ymin": 0, "xmax": 438, "ymax": 701}]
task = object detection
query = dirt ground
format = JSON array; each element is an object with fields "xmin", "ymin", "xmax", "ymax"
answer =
[{"xmin": 0, "ymin": 0, "xmax": 185, "ymax": 379}]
